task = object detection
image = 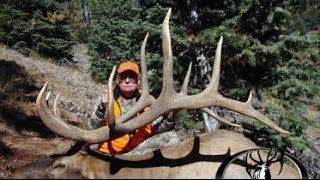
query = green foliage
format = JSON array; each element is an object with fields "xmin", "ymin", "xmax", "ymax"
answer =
[
  {"xmin": 0, "ymin": 0, "xmax": 33, "ymax": 45},
  {"xmin": 186, "ymin": 0, "xmax": 319, "ymax": 150},
  {"xmin": 86, "ymin": 0, "xmax": 319, "ymax": 151},
  {"xmin": 12, "ymin": 41, "xmax": 30, "ymax": 55},
  {"xmin": 87, "ymin": 0, "xmax": 189, "ymax": 93},
  {"xmin": 262, "ymin": 95, "xmax": 315, "ymax": 150},
  {"xmin": 88, "ymin": 0, "xmax": 144, "ymax": 83},
  {"xmin": 284, "ymin": 101, "xmax": 308, "ymax": 127},
  {"xmin": 270, "ymin": 134, "xmax": 312, "ymax": 151},
  {"xmin": 274, "ymin": 32, "xmax": 320, "ymax": 103},
  {"xmin": 0, "ymin": 0, "xmax": 75, "ymax": 60},
  {"xmin": 31, "ymin": 10, "xmax": 74, "ymax": 59},
  {"xmin": 290, "ymin": 0, "xmax": 319, "ymax": 32},
  {"xmin": 175, "ymin": 109, "xmax": 204, "ymax": 132}
]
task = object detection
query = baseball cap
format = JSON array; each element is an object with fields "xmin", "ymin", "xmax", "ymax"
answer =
[{"xmin": 117, "ymin": 61, "xmax": 140, "ymax": 75}]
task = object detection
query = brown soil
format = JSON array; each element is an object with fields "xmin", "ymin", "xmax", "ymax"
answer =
[
  {"xmin": 0, "ymin": 44, "xmax": 95, "ymax": 178},
  {"xmin": 0, "ymin": 114, "xmax": 73, "ymax": 179},
  {"xmin": 0, "ymin": 100, "xmax": 75, "ymax": 178}
]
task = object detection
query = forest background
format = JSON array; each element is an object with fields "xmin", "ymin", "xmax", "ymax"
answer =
[{"xmin": 0, "ymin": 0, "xmax": 319, "ymax": 154}]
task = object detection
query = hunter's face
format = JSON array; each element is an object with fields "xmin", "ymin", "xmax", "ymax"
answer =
[{"xmin": 117, "ymin": 70, "xmax": 139, "ymax": 97}]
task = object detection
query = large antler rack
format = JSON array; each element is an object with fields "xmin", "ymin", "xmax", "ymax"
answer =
[{"xmin": 36, "ymin": 8, "xmax": 290, "ymax": 144}]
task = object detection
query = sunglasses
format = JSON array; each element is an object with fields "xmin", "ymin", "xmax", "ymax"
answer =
[{"xmin": 118, "ymin": 72, "xmax": 139, "ymax": 82}]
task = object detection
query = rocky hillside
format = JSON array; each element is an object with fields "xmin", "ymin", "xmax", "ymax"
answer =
[{"xmin": 0, "ymin": 44, "xmax": 104, "ymax": 122}]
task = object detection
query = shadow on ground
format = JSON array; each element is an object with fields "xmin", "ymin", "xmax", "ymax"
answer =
[
  {"xmin": 0, "ymin": 59, "xmax": 54, "ymax": 137},
  {"xmin": 0, "ymin": 106, "xmax": 54, "ymax": 138}
]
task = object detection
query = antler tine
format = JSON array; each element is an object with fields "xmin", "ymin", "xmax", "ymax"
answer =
[
  {"xmin": 107, "ymin": 66, "xmax": 116, "ymax": 128},
  {"xmin": 206, "ymin": 36, "xmax": 223, "ymax": 93},
  {"xmin": 115, "ymin": 8, "xmax": 181, "ymax": 130},
  {"xmin": 161, "ymin": 8, "xmax": 176, "ymax": 96},
  {"xmin": 180, "ymin": 62, "xmax": 192, "ymax": 96},
  {"xmin": 45, "ymin": 90, "xmax": 51, "ymax": 104},
  {"xmin": 118, "ymin": 33, "xmax": 155, "ymax": 124},
  {"xmin": 113, "ymin": 8, "xmax": 180, "ymax": 131},
  {"xmin": 174, "ymin": 34, "xmax": 290, "ymax": 134},
  {"xmin": 36, "ymin": 82, "xmax": 112, "ymax": 143},
  {"xmin": 140, "ymin": 33, "xmax": 150, "ymax": 96},
  {"xmin": 179, "ymin": 51, "xmax": 240, "ymax": 127},
  {"xmin": 53, "ymin": 92, "xmax": 61, "ymax": 116},
  {"xmin": 246, "ymin": 91, "xmax": 253, "ymax": 104}
]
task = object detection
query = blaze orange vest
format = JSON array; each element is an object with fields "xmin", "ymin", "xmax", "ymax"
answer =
[{"xmin": 98, "ymin": 88, "xmax": 154, "ymax": 154}]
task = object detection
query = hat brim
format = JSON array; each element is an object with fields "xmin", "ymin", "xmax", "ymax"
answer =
[{"xmin": 118, "ymin": 69, "xmax": 139, "ymax": 75}]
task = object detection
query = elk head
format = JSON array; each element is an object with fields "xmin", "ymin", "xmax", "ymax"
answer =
[{"xmin": 36, "ymin": 8, "xmax": 290, "ymax": 144}]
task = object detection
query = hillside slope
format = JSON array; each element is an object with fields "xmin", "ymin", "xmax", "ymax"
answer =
[
  {"xmin": 0, "ymin": 44, "xmax": 104, "ymax": 117},
  {"xmin": 0, "ymin": 44, "xmax": 103, "ymax": 177}
]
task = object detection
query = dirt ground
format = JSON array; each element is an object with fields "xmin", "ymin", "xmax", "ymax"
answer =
[
  {"xmin": 0, "ymin": 100, "xmax": 75, "ymax": 178},
  {"xmin": 0, "ymin": 44, "xmax": 94, "ymax": 178}
]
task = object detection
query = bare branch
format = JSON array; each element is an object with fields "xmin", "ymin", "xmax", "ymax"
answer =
[{"xmin": 201, "ymin": 108, "xmax": 241, "ymax": 127}]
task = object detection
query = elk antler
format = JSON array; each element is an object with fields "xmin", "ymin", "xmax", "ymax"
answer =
[{"xmin": 36, "ymin": 8, "xmax": 290, "ymax": 144}]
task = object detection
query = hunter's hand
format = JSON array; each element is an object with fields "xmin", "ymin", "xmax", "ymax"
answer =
[{"xmin": 101, "ymin": 85, "xmax": 109, "ymax": 107}]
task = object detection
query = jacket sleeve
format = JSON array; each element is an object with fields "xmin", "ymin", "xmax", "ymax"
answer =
[{"xmin": 88, "ymin": 95, "xmax": 105, "ymax": 130}]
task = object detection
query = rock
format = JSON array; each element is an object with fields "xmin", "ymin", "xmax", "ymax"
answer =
[{"xmin": 296, "ymin": 136, "xmax": 320, "ymax": 179}]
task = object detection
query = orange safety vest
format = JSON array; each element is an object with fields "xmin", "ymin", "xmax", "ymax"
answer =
[{"xmin": 98, "ymin": 87, "xmax": 154, "ymax": 154}]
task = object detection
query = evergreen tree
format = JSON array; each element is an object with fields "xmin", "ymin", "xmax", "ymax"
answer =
[
  {"xmin": 152, "ymin": 0, "xmax": 318, "ymax": 150},
  {"xmin": 188, "ymin": 0, "xmax": 319, "ymax": 150},
  {"xmin": 88, "ymin": 0, "xmax": 143, "ymax": 82},
  {"xmin": 0, "ymin": 0, "xmax": 75, "ymax": 60},
  {"xmin": 0, "ymin": 0, "xmax": 35, "ymax": 54},
  {"xmin": 87, "ymin": 0, "xmax": 188, "ymax": 92}
]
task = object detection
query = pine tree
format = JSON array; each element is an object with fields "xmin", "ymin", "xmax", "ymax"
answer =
[
  {"xmin": 87, "ymin": 0, "xmax": 188, "ymax": 91},
  {"xmin": 0, "ymin": 0, "xmax": 75, "ymax": 60}
]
